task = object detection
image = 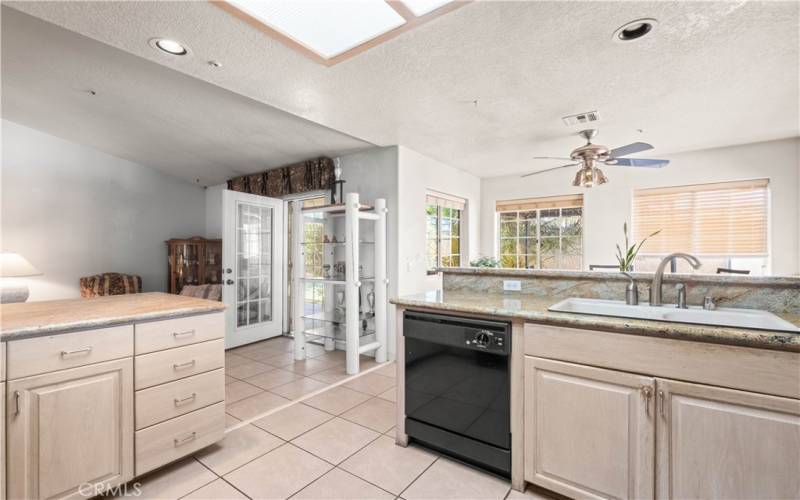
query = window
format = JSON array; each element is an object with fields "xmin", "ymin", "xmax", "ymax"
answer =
[
  {"xmin": 632, "ymin": 179, "xmax": 769, "ymax": 275},
  {"xmin": 496, "ymin": 194, "xmax": 583, "ymax": 270},
  {"xmin": 426, "ymin": 191, "xmax": 465, "ymax": 270}
]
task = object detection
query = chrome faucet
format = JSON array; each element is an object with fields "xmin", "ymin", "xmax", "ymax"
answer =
[{"xmin": 650, "ymin": 253, "xmax": 701, "ymax": 306}]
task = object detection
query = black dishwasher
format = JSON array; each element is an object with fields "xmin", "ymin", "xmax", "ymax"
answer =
[{"xmin": 404, "ymin": 311, "xmax": 511, "ymax": 476}]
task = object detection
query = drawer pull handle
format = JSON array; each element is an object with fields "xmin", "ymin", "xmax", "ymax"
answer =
[
  {"xmin": 174, "ymin": 393, "xmax": 197, "ymax": 406},
  {"xmin": 60, "ymin": 347, "xmax": 93, "ymax": 357},
  {"xmin": 173, "ymin": 360, "xmax": 196, "ymax": 371},
  {"xmin": 174, "ymin": 432, "xmax": 197, "ymax": 447},
  {"xmin": 173, "ymin": 329, "xmax": 196, "ymax": 338}
]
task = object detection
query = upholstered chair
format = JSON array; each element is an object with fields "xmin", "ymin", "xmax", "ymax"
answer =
[{"xmin": 79, "ymin": 273, "xmax": 142, "ymax": 298}]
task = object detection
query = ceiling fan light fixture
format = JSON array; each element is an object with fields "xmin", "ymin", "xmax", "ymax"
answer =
[
  {"xmin": 573, "ymin": 166, "xmax": 609, "ymax": 188},
  {"xmin": 595, "ymin": 167, "xmax": 609, "ymax": 185}
]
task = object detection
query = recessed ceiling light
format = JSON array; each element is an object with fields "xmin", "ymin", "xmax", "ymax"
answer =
[
  {"xmin": 226, "ymin": 0, "xmax": 406, "ymax": 60},
  {"xmin": 613, "ymin": 18, "xmax": 657, "ymax": 42},
  {"xmin": 401, "ymin": 0, "xmax": 454, "ymax": 16},
  {"xmin": 149, "ymin": 38, "xmax": 189, "ymax": 55}
]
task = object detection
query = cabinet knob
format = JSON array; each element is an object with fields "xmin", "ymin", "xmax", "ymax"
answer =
[{"xmin": 226, "ymin": 279, "xmax": 234, "ymax": 285}]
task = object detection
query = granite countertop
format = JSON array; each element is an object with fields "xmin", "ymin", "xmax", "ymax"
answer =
[
  {"xmin": 392, "ymin": 290, "xmax": 800, "ymax": 352},
  {"xmin": 436, "ymin": 266, "xmax": 800, "ymax": 287},
  {"xmin": 0, "ymin": 292, "xmax": 225, "ymax": 341}
]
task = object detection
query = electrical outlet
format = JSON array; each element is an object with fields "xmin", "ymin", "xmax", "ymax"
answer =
[{"xmin": 503, "ymin": 280, "xmax": 522, "ymax": 292}]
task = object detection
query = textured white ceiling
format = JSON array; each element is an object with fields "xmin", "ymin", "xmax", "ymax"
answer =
[
  {"xmin": 0, "ymin": 7, "xmax": 372, "ymax": 185},
  {"xmin": 5, "ymin": 1, "xmax": 799, "ymax": 179}
]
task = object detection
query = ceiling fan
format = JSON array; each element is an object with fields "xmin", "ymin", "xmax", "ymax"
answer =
[{"xmin": 521, "ymin": 129, "xmax": 669, "ymax": 187}]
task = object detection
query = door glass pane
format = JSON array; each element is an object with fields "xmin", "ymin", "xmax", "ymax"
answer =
[{"xmin": 236, "ymin": 202, "xmax": 273, "ymax": 327}]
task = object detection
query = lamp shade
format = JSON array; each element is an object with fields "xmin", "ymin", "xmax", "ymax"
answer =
[{"xmin": 0, "ymin": 252, "xmax": 42, "ymax": 278}]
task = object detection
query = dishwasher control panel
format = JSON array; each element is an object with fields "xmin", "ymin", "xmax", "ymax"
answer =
[{"xmin": 464, "ymin": 328, "xmax": 507, "ymax": 353}]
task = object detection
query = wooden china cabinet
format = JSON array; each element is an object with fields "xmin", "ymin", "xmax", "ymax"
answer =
[{"xmin": 166, "ymin": 237, "xmax": 222, "ymax": 294}]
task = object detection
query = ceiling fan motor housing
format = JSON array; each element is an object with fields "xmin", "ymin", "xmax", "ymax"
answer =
[{"xmin": 571, "ymin": 143, "xmax": 610, "ymax": 162}]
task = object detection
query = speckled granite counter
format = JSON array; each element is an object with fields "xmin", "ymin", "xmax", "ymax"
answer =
[
  {"xmin": 0, "ymin": 292, "xmax": 225, "ymax": 341},
  {"xmin": 392, "ymin": 290, "xmax": 800, "ymax": 352}
]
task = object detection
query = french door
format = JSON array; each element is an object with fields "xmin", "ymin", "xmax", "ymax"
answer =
[{"xmin": 222, "ymin": 190, "xmax": 284, "ymax": 348}]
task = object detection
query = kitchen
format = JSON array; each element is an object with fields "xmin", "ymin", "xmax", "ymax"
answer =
[{"xmin": 1, "ymin": 1, "xmax": 798, "ymax": 499}]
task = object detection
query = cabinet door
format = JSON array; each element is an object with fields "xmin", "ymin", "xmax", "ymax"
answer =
[
  {"xmin": 656, "ymin": 378, "xmax": 800, "ymax": 500},
  {"xmin": 7, "ymin": 358, "xmax": 134, "ymax": 500},
  {"xmin": 524, "ymin": 356, "xmax": 655, "ymax": 499}
]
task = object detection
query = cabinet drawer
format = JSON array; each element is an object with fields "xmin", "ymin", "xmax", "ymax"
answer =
[
  {"xmin": 135, "ymin": 313, "xmax": 223, "ymax": 355},
  {"xmin": 134, "ymin": 339, "xmax": 224, "ymax": 390},
  {"xmin": 135, "ymin": 369, "xmax": 225, "ymax": 430},
  {"xmin": 135, "ymin": 402, "xmax": 225, "ymax": 475},
  {"xmin": 7, "ymin": 325, "xmax": 133, "ymax": 380}
]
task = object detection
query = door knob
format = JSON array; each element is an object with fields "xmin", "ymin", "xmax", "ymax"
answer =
[{"xmin": 226, "ymin": 279, "xmax": 234, "ymax": 285}]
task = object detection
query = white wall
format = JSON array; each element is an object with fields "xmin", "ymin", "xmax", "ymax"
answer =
[
  {"xmin": 397, "ymin": 146, "xmax": 481, "ymax": 294},
  {"xmin": 205, "ymin": 183, "xmax": 225, "ymax": 239},
  {"xmin": 1, "ymin": 120, "xmax": 207, "ymax": 300},
  {"xmin": 480, "ymin": 138, "xmax": 800, "ymax": 276}
]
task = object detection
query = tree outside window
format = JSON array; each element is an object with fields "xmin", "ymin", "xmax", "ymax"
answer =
[
  {"xmin": 427, "ymin": 204, "xmax": 462, "ymax": 270},
  {"xmin": 497, "ymin": 207, "xmax": 582, "ymax": 270}
]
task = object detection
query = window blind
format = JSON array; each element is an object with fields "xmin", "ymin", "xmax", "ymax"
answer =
[
  {"xmin": 495, "ymin": 194, "xmax": 583, "ymax": 213},
  {"xmin": 633, "ymin": 179, "xmax": 769, "ymax": 256},
  {"xmin": 426, "ymin": 190, "xmax": 466, "ymax": 210}
]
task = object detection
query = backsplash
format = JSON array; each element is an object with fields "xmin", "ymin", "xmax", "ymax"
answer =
[{"xmin": 441, "ymin": 268, "xmax": 800, "ymax": 314}]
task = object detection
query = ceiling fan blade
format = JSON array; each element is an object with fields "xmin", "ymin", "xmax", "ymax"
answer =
[
  {"xmin": 606, "ymin": 158, "xmax": 669, "ymax": 168},
  {"xmin": 532, "ymin": 156, "xmax": 573, "ymax": 161},
  {"xmin": 521, "ymin": 163, "xmax": 580, "ymax": 178},
  {"xmin": 609, "ymin": 142, "xmax": 653, "ymax": 158}
]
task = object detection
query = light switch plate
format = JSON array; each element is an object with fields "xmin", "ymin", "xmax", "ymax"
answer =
[{"xmin": 503, "ymin": 280, "xmax": 522, "ymax": 292}]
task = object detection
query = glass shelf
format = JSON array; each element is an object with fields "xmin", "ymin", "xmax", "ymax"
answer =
[
  {"xmin": 301, "ymin": 310, "xmax": 374, "ymax": 325},
  {"xmin": 303, "ymin": 324, "xmax": 375, "ymax": 340},
  {"xmin": 300, "ymin": 276, "xmax": 375, "ymax": 284},
  {"xmin": 300, "ymin": 241, "xmax": 374, "ymax": 246}
]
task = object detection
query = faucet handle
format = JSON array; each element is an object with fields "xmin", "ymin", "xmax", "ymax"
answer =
[
  {"xmin": 703, "ymin": 296, "xmax": 717, "ymax": 310},
  {"xmin": 676, "ymin": 283, "xmax": 687, "ymax": 309}
]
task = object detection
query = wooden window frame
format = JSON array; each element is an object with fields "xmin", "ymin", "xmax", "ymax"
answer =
[{"xmin": 425, "ymin": 202, "xmax": 466, "ymax": 274}]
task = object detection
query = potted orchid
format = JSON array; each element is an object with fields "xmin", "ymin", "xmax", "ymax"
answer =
[{"xmin": 616, "ymin": 222, "xmax": 660, "ymax": 272}]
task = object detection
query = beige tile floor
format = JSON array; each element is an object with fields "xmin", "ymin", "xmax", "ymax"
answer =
[
  {"xmin": 223, "ymin": 336, "xmax": 381, "ymax": 429},
  {"xmin": 118, "ymin": 336, "xmax": 559, "ymax": 500}
]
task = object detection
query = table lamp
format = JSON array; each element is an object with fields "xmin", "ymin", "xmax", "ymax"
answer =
[{"xmin": 0, "ymin": 251, "xmax": 42, "ymax": 303}]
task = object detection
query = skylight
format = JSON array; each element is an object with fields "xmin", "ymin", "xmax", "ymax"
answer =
[
  {"xmin": 226, "ymin": 0, "xmax": 407, "ymax": 60},
  {"xmin": 401, "ymin": 0, "xmax": 455, "ymax": 16}
]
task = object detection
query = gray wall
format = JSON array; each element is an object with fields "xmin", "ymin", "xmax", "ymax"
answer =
[{"xmin": 1, "ymin": 120, "xmax": 207, "ymax": 301}]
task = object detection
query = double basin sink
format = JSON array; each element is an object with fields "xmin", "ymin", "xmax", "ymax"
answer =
[{"xmin": 549, "ymin": 297, "xmax": 799, "ymax": 333}]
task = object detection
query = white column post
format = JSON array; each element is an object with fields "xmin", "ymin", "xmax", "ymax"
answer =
[
  {"xmin": 374, "ymin": 198, "xmax": 388, "ymax": 363},
  {"xmin": 292, "ymin": 200, "xmax": 306, "ymax": 361},
  {"xmin": 322, "ymin": 215, "xmax": 335, "ymax": 351},
  {"xmin": 345, "ymin": 193, "xmax": 360, "ymax": 374}
]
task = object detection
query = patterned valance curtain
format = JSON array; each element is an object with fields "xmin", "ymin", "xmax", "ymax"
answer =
[{"xmin": 226, "ymin": 157, "xmax": 335, "ymax": 198}]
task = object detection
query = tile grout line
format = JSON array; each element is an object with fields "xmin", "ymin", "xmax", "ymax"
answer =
[
  {"xmin": 225, "ymin": 360, "xmax": 389, "ymax": 432},
  {"xmin": 396, "ymin": 455, "xmax": 442, "ymax": 499},
  {"xmin": 220, "ymin": 391, "xmax": 383, "ymax": 479},
  {"xmin": 173, "ymin": 458, "xmax": 222, "ymax": 500}
]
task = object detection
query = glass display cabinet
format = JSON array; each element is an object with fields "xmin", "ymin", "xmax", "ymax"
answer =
[
  {"xmin": 166, "ymin": 237, "xmax": 222, "ymax": 294},
  {"xmin": 291, "ymin": 193, "xmax": 388, "ymax": 374}
]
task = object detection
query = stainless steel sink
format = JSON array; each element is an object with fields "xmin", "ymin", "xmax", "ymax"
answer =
[{"xmin": 549, "ymin": 298, "xmax": 799, "ymax": 332}]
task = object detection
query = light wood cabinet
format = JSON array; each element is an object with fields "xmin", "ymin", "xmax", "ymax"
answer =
[
  {"xmin": 656, "ymin": 378, "xmax": 800, "ymax": 499},
  {"xmin": 524, "ymin": 356, "xmax": 655, "ymax": 499},
  {"xmin": 1, "ymin": 381, "xmax": 5, "ymax": 500},
  {"xmin": 6, "ymin": 358, "xmax": 134, "ymax": 500},
  {"xmin": 524, "ymin": 323, "xmax": 800, "ymax": 500}
]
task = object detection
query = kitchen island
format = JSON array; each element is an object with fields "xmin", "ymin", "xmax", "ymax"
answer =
[
  {"xmin": 0, "ymin": 292, "xmax": 226, "ymax": 499},
  {"xmin": 392, "ymin": 269, "xmax": 800, "ymax": 499}
]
